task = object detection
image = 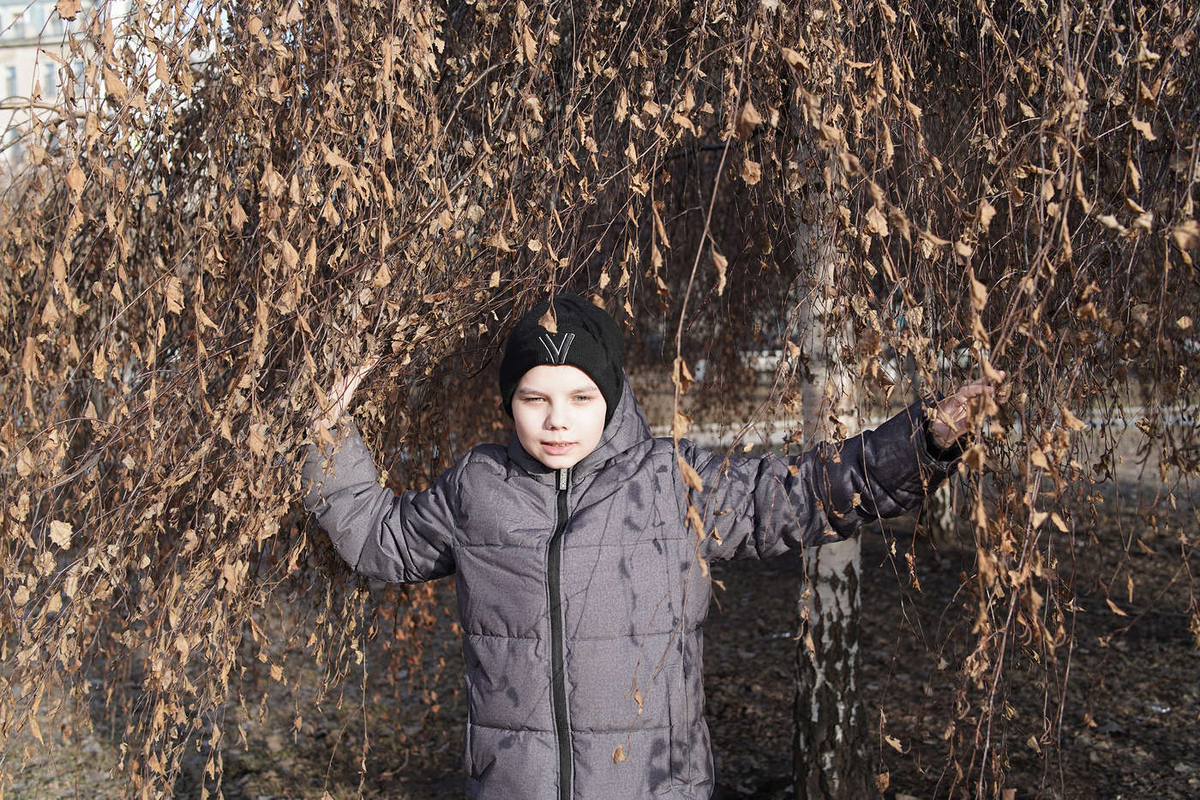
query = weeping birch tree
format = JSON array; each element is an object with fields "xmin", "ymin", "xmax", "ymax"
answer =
[{"xmin": 1, "ymin": 0, "xmax": 1197, "ymax": 797}]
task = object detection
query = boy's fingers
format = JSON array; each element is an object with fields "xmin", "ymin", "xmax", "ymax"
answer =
[
  {"xmin": 311, "ymin": 356, "xmax": 380, "ymax": 428},
  {"xmin": 958, "ymin": 370, "xmax": 1007, "ymax": 396},
  {"xmin": 953, "ymin": 383, "xmax": 990, "ymax": 401},
  {"xmin": 931, "ymin": 367, "xmax": 1010, "ymax": 445},
  {"xmin": 342, "ymin": 357, "xmax": 380, "ymax": 389}
]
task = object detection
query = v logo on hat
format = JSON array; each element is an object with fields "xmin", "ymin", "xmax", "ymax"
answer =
[{"xmin": 539, "ymin": 332, "xmax": 576, "ymax": 364}]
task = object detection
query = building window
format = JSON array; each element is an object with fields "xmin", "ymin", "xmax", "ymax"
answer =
[
  {"xmin": 4, "ymin": 128, "xmax": 21, "ymax": 163},
  {"xmin": 43, "ymin": 62, "xmax": 56, "ymax": 98},
  {"xmin": 6, "ymin": 66, "xmax": 18, "ymax": 98}
]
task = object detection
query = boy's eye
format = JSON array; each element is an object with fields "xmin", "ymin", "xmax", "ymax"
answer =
[{"xmin": 573, "ymin": 394, "xmax": 595, "ymax": 403}]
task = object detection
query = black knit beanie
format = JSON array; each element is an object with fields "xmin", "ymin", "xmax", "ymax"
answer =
[{"xmin": 499, "ymin": 293, "xmax": 625, "ymax": 425}]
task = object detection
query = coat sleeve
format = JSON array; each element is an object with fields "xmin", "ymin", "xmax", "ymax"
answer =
[
  {"xmin": 302, "ymin": 420, "xmax": 461, "ymax": 583},
  {"xmin": 686, "ymin": 398, "xmax": 961, "ymax": 562}
]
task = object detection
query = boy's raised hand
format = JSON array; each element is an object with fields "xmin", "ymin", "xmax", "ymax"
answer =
[
  {"xmin": 310, "ymin": 356, "xmax": 380, "ymax": 431},
  {"xmin": 928, "ymin": 371, "xmax": 1007, "ymax": 449}
]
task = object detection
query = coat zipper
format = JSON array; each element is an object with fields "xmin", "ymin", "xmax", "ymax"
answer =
[{"xmin": 548, "ymin": 466, "xmax": 573, "ymax": 800}]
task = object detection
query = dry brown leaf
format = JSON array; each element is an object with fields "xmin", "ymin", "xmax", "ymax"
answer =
[
  {"xmin": 165, "ymin": 277, "xmax": 184, "ymax": 314},
  {"xmin": 979, "ymin": 198, "xmax": 997, "ymax": 232},
  {"xmin": 969, "ymin": 269, "xmax": 988, "ymax": 311},
  {"xmin": 1060, "ymin": 406, "xmax": 1087, "ymax": 431},
  {"xmin": 248, "ymin": 424, "xmax": 267, "ymax": 456},
  {"xmin": 195, "ymin": 305, "xmax": 221, "ymax": 332},
  {"xmin": 66, "ymin": 162, "xmax": 85, "ymax": 194},
  {"xmin": 372, "ymin": 262, "xmax": 392, "ymax": 289},
  {"xmin": 282, "ymin": 241, "xmax": 299, "ymax": 270},
  {"xmin": 103, "ymin": 68, "xmax": 129, "ymax": 101},
  {"xmin": 736, "ymin": 100, "xmax": 762, "ymax": 140},
  {"xmin": 677, "ymin": 456, "xmax": 704, "ymax": 491},
  {"xmin": 712, "ymin": 248, "xmax": 728, "ymax": 295},
  {"xmin": 1172, "ymin": 219, "xmax": 1199, "ymax": 250},
  {"xmin": 673, "ymin": 356, "xmax": 694, "ymax": 394},
  {"xmin": 283, "ymin": 0, "xmax": 303, "ymax": 24},
  {"xmin": 865, "ymin": 205, "xmax": 889, "ymax": 237},
  {"xmin": 521, "ymin": 26, "xmax": 538, "ymax": 63},
  {"xmin": 41, "ymin": 297, "xmax": 61, "ymax": 327},
  {"xmin": 487, "ymin": 230, "xmax": 513, "ymax": 252},
  {"xmin": 56, "ymin": 0, "xmax": 81, "ymax": 20},
  {"xmin": 740, "ymin": 158, "xmax": 761, "ymax": 186},
  {"xmin": 1130, "ymin": 117, "xmax": 1156, "ymax": 141},
  {"xmin": 671, "ymin": 409, "xmax": 691, "ymax": 440},
  {"xmin": 49, "ymin": 520, "xmax": 73, "ymax": 549},
  {"xmin": 919, "ymin": 228, "xmax": 950, "ymax": 247},
  {"xmin": 538, "ymin": 306, "xmax": 557, "ymax": 333}
]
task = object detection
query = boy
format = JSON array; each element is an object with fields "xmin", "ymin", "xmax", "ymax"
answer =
[{"xmin": 303, "ymin": 293, "xmax": 999, "ymax": 800}]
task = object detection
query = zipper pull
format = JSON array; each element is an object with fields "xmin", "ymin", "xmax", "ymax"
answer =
[{"xmin": 558, "ymin": 468, "xmax": 569, "ymax": 491}]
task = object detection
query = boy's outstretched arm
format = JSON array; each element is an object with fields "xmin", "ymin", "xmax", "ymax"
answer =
[
  {"xmin": 688, "ymin": 374, "xmax": 1004, "ymax": 561},
  {"xmin": 302, "ymin": 360, "xmax": 461, "ymax": 583}
]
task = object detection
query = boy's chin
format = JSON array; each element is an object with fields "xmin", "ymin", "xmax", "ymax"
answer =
[{"xmin": 532, "ymin": 448, "xmax": 594, "ymax": 470}]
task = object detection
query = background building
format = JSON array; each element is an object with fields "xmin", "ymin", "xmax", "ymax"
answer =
[{"xmin": 1, "ymin": 2, "xmax": 91, "ymax": 170}]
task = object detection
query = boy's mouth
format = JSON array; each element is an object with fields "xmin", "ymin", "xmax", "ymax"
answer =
[{"xmin": 541, "ymin": 441, "xmax": 577, "ymax": 456}]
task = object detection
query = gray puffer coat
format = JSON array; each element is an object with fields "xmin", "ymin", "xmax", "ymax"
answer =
[{"xmin": 302, "ymin": 378, "xmax": 958, "ymax": 800}]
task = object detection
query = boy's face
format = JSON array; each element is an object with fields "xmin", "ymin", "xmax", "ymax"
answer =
[{"xmin": 512, "ymin": 365, "xmax": 607, "ymax": 469}]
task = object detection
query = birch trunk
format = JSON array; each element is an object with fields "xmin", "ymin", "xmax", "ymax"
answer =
[
  {"xmin": 924, "ymin": 482, "xmax": 957, "ymax": 548},
  {"xmin": 790, "ymin": 123, "xmax": 873, "ymax": 800},
  {"xmin": 794, "ymin": 536, "xmax": 870, "ymax": 800}
]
